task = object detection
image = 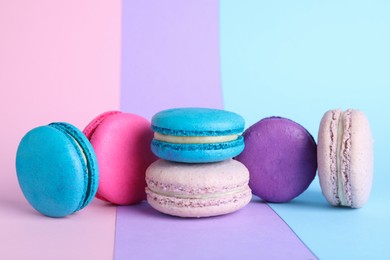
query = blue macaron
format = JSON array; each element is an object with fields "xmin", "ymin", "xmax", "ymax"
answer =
[
  {"xmin": 15, "ymin": 122, "xmax": 99, "ymax": 218},
  {"xmin": 151, "ymin": 108, "xmax": 245, "ymax": 163}
]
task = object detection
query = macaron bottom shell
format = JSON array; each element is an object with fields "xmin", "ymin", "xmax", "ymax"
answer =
[
  {"xmin": 151, "ymin": 136, "xmax": 245, "ymax": 163},
  {"xmin": 146, "ymin": 188, "xmax": 252, "ymax": 218}
]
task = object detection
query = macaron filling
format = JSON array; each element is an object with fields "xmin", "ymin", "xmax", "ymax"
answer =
[
  {"xmin": 146, "ymin": 187, "xmax": 251, "ymax": 208},
  {"xmin": 145, "ymin": 178, "xmax": 249, "ymax": 199},
  {"xmin": 333, "ymin": 110, "xmax": 353, "ymax": 207},
  {"xmin": 151, "ymin": 136, "xmax": 244, "ymax": 151},
  {"xmin": 154, "ymin": 132, "xmax": 238, "ymax": 144}
]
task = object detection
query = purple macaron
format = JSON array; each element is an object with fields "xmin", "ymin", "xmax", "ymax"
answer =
[{"xmin": 236, "ymin": 117, "xmax": 317, "ymax": 203}]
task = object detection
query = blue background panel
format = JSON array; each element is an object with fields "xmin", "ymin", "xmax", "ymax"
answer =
[{"xmin": 220, "ymin": 1, "xmax": 390, "ymax": 259}]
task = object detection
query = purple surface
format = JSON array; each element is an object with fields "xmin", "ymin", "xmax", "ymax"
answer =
[
  {"xmin": 114, "ymin": 199, "xmax": 316, "ymax": 259},
  {"xmin": 118, "ymin": 1, "xmax": 317, "ymax": 259},
  {"xmin": 236, "ymin": 117, "xmax": 317, "ymax": 203},
  {"xmin": 120, "ymin": 0, "xmax": 223, "ymax": 120}
]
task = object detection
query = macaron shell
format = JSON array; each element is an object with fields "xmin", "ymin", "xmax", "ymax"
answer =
[
  {"xmin": 151, "ymin": 136, "xmax": 245, "ymax": 163},
  {"xmin": 16, "ymin": 126, "xmax": 86, "ymax": 217},
  {"xmin": 87, "ymin": 112, "xmax": 156, "ymax": 205},
  {"xmin": 348, "ymin": 110, "xmax": 374, "ymax": 208},
  {"xmin": 151, "ymin": 107, "xmax": 245, "ymax": 136},
  {"xmin": 83, "ymin": 111, "xmax": 121, "ymax": 140},
  {"xmin": 236, "ymin": 117, "xmax": 317, "ymax": 203},
  {"xmin": 147, "ymin": 189, "xmax": 251, "ymax": 218},
  {"xmin": 317, "ymin": 110, "xmax": 341, "ymax": 206},
  {"xmin": 145, "ymin": 159, "xmax": 251, "ymax": 218},
  {"xmin": 146, "ymin": 159, "xmax": 249, "ymax": 188}
]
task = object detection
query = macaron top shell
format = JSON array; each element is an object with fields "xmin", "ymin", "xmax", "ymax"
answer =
[
  {"xmin": 146, "ymin": 159, "xmax": 250, "ymax": 194},
  {"xmin": 151, "ymin": 108, "xmax": 245, "ymax": 136},
  {"xmin": 83, "ymin": 111, "xmax": 121, "ymax": 140},
  {"xmin": 84, "ymin": 111, "xmax": 156, "ymax": 205},
  {"xmin": 236, "ymin": 117, "xmax": 317, "ymax": 203},
  {"xmin": 317, "ymin": 109, "xmax": 373, "ymax": 208},
  {"xmin": 16, "ymin": 122, "xmax": 98, "ymax": 217}
]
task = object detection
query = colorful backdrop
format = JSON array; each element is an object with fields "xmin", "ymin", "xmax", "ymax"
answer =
[{"xmin": 1, "ymin": 1, "xmax": 389, "ymax": 259}]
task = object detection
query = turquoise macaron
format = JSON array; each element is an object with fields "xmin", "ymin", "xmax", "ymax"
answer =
[
  {"xmin": 151, "ymin": 108, "xmax": 245, "ymax": 163},
  {"xmin": 15, "ymin": 122, "xmax": 99, "ymax": 218}
]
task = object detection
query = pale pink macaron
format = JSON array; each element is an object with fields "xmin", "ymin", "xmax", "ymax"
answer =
[
  {"xmin": 84, "ymin": 111, "xmax": 157, "ymax": 205},
  {"xmin": 145, "ymin": 159, "xmax": 252, "ymax": 218},
  {"xmin": 317, "ymin": 109, "xmax": 374, "ymax": 208}
]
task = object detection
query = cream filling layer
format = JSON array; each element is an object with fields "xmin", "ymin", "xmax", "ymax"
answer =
[
  {"xmin": 70, "ymin": 135, "xmax": 88, "ymax": 166},
  {"xmin": 336, "ymin": 114, "xmax": 346, "ymax": 206},
  {"xmin": 336, "ymin": 111, "xmax": 353, "ymax": 206},
  {"xmin": 146, "ymin": 185, "xmax": 249, "ymax": 200},
  {"xmin": 154, "ymin": 132, "xmax": 238, "ymax": 144}
]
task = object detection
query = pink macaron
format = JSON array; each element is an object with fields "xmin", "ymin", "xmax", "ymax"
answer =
[
  {"xmin": 84, "ymin": 111, "xmax": 157, "ymax": 205},
  {"xmin": 145, "ymin": 159, "xmax": 252, "ymax": 218},
  {"xmin": 317, "ymin": 109, "xmax": 374, "ymax": 208}
]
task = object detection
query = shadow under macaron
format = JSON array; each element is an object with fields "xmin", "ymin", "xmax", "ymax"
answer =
[{"xmin": 254, "ymin": 188, "xmax": 356, "ymax": 212}]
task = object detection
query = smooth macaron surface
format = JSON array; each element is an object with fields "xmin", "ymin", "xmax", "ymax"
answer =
[
  {"xmin": 84, "ymin": 111, "xmax": 156, "ymax": 205},
  {"xmin": 151, "ymin": 107, "xmax": 245, "ymax": 136},
  {"xmin": 151, "ymin": 108, "xmax": 245, "ymax": 163},
  {"xmin": 317, "ymin": 109, "xmax": 374, "ymax": 208},
  {"xmin": 145, "ymin": 159, "xmax": 252, "ymax": 218},
  {"xmin": 236, "ymin": 117, "xmax": 317, "ymax": 203},
  {"xmin": 16, "ymin": 122, "xmax": 98, "ymax": 218}
]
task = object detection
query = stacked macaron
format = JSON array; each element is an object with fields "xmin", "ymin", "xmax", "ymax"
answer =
[{"xmin": 146, "ymin": 108, "xmax": 252, "ymax": 218}]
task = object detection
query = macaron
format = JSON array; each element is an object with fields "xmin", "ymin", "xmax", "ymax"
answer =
[
  {"xmin": 145, "ymin": 159, "xmax": 251, "ymax": 218},
  {"xmin": 83, "ymin": 111, "xmax": 156, "ymax": 205},
  {"xmin": 15, "ymin": 122, "xmax": 98, "ymax": 218},
  {"xmin": 151, "ymin": 107, "xmax": 245, "ymax": 163},
  {"xmin": 236, "ymin": 117, "xmax": 317, "ymax": 203},
  {"xmin": 317, "ymin": 109, "xmax": 374, "ymax": 208}
]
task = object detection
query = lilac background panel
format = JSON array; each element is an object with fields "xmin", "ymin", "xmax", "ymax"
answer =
[
  {"xmin": 120, "ymin": 0, "xmax": 223, "ymax": 119},
  {"xmin": 114, "ymin": 200, "xmax": 316, "ymax": 260},
  {"xmin": 118, "ymin": 1, "xmax": 316, "ymax": 259}
]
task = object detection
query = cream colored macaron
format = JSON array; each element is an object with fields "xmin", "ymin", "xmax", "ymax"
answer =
[{"xmin": 317, "ymin": 109, "xmax": 374, "ymax": 208}]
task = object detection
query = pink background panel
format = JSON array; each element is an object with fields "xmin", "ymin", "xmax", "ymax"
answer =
[{"xmin": 0, "ymin": 1, "xmax": 121, "ymax": 259}]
